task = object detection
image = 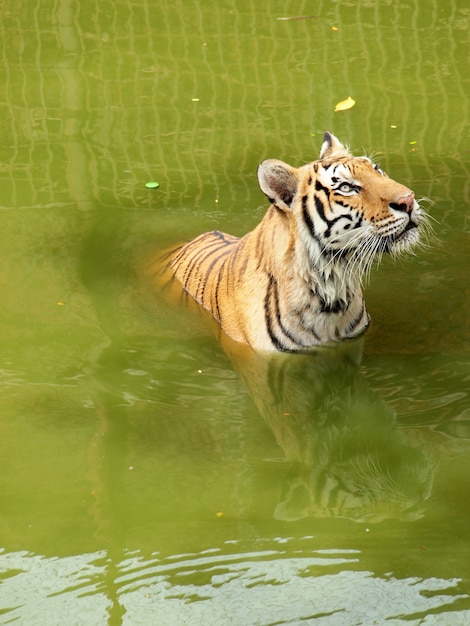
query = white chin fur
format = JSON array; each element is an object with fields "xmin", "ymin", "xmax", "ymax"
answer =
[{"xmin": 390, "ymin": 227, "xmax": 420, "ymax": 252}]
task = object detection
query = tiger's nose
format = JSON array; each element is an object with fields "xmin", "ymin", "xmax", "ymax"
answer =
[{"xmin": 395, "ymin": 192, "xmax": 415, "ymax": 212}]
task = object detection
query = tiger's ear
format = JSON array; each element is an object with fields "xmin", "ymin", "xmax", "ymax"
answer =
[
  {"xmin": 319, "ymin": 132, "xmax": 351, "ymax": 160},
  {"xmin": 257, "ymin": 159, "xmax": 298, "ymax": 210}
]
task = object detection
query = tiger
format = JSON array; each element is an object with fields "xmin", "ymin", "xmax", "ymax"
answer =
[{"xmin": 161, "ymin": 132, "xmax": 428, "ymax": 352}]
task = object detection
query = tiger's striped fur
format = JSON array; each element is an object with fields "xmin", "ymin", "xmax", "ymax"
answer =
[{"xmin": 163, "ymin": 132, "xmax": 427, "ymax": 352}]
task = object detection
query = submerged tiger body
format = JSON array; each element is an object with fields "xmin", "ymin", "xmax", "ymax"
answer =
[{"xmin": 163, "ymin": 132, "xmax": 427, "ymax": 352}]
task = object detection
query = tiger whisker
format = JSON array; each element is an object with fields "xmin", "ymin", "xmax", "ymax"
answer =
[
  {"xmin": 320, "ymin": 228, "xmax": 371, "ymax": 274},
  {"xmin": 345, "ymin": 236, "xmax": 377, "ymax": 282}
]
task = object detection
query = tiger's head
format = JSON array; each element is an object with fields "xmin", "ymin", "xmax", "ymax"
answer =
[{"xmin": 257, "ymin": 132, "xmax": 428, "ymax": 279}]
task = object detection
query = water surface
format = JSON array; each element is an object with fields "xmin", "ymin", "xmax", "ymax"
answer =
[{"xmin": 0, "ymin": 0, "xmax": 469, "ymax": 624}]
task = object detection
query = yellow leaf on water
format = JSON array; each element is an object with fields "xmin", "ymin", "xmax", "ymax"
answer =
[{"xmin": 334, "ymin": 96, "xmax": 356, "ymax": 112}]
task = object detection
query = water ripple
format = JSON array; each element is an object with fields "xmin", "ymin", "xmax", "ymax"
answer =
[{"xmin": 1, "ymin": 542, "xmax": 469, "ymax": 625}]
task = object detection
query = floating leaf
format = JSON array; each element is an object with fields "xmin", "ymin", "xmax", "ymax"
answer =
[{"xmin": 334, "ymin": 96, "xmax": 356, "ymax": 112}]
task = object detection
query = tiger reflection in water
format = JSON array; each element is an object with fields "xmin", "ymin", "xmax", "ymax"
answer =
[{"xmin": 220, "ymin": 334, "xmax": 434, "ymax": 523}]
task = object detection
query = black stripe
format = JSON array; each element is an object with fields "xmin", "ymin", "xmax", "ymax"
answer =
[
  {"xmin": 315, "ymin": 179, "xmax": 330, "ymax": 197},
  {"xmin": 197, "ymin": 244, "xmax": 233, "ymax": 303},
  {"xmin": 180, "ymin": 245, "xmax": 220, "ymax": 289},
  {"xmin": 211, "ymin": 264, "xmax": 226, "ymax": 322},
  {"xmin": 314, "ymin": 194, "xmax": 328, "ymax": 226},
  {"xmin": 302, "ymin": 197, "xmax": 316, "ymax": 239},
  {"xmin": 314, "ymin": 195, "xmax": 356, "ymax": 240},
  {"xmin": 170, "ymin": 244, "xmax": 193, "ymax": 270},
  {"xmin": 212, "ymin": 229, "xmax": 231, "ymax": 242},
  {"xmin": 302, "ymin": 197, "xmax": 335, "ymax": 259},
  {"xmin": 211, "ymin": 241, "xmax": 238, "ymax": 322},
  {"xmin": 172, "ymin": 236, "xmax": 214, "ymax": 279},
  {"xmin": 255, "ymin": 226, "xmax": 267, "ymax": 271},
  {"xmin": 265, "ymin": 274, "xmax": 307, "ymax": 352},
  {"xmin": 345, "ymin": 302, "xmax": 368, "ymax": 336},
  {"xmin": 179, "ymin": 235, "xmax": 230, "ymax": 288},
  {"xmin": 264, "ymin": 275, "xmax": 288, "ymax": 351},
  {"xmin": 237, "ymin": 238, "xmax": 250, "ymax": 275}
]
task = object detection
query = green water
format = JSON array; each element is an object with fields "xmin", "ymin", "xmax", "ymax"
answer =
[{"xmin": 0, "ymin": 0, "xmax": 469, "ymax": 624}]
